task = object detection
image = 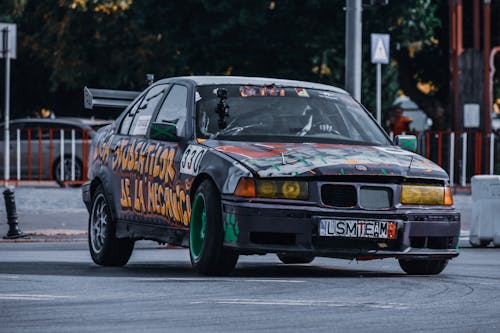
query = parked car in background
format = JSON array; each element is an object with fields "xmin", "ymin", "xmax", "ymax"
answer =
[
  {"xmin": 0, "ymin": 117, "xmax": 111, "ymax": 186},
  {"xmin": 492, "ymin": 112, "xmax": 500, "ymax": 135}
]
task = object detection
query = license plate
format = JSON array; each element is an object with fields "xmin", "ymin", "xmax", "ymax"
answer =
[{"xmin": 319, "ymin": 219, "xmax": 397, "ymax": 239}]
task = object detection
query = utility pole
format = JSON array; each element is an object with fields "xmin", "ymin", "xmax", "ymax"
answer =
[
  {"xmin": 483, "ymin": 0, "xmax": 491, "ymax": 134},
  {"xmin": 1, "ymin": 23, "xmax": 16, "ymax": 186},
  {"xmin": 3, "ymin": 27, "xmax": 11, "ymax": 185},
  {"xmin": 345, "ymin": 0, "xmax": 362, "ymax": 102}
]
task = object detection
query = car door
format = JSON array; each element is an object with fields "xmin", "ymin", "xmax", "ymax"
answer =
[
  {"xmin": 145, "ymin": 84, "xmax": 191, "ymax": 228},
  {"xmin": 19, "ymin": 122, "xmax": 43, "ymax": 180},
  {"xmin": 109, "ymin": 83, "xmax": 169, "ymax": 224}
]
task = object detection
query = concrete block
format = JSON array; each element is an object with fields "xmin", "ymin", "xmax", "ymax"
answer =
[{"xmin": 470, "ymin": 175, "xmax": 500, "ymax": 247}]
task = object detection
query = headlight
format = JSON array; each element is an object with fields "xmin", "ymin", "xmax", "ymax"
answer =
[
  {"xmin": 400, "ymin": 185, "xmax": 453, "ymax": 206},
  {"xmin": 235, "ymin": 178, "xmax": 309, "ymax": 200}
]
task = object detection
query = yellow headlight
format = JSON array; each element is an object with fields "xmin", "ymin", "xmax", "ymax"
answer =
[
  {"xmin": 246, "ymin": 179, "xmax": 309, "ymax": 200},
  {"xmin": 256, "ymin": 180, "xmax": 278, "ymax": 198},
  {"xmin": 282, "ymin": 181, "xmax": 302, "ymax": 199},
  {"xmin": 401, "ymin": 185, "xmax": 452, "ymax": 205}
]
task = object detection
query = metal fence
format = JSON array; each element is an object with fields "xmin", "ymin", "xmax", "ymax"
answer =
[
  {"xmin": 416, "ymin": 131, "xmax": 498, "ymax": 187},
  {"xmin": 1, "ymin": 128, "xmax": 497, "ymax": 187},
  {"xmin": 1, "ymin": 127, "xmax": 90, "ymax": 186}
]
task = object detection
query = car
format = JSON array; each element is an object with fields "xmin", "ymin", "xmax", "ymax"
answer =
[
  {"xmin": 492, "ymin": 113, "xmax": 500, "ymax": 135},
  {"xmin": 82, "ymin": 76, "xmax": 460, "ymax": 275},
  {"xmin": 0, "ymin": 117, "xmax": 111, "ymax": 186}
]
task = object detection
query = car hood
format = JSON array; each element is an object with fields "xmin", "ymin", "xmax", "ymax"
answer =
[{"xmin": 202, "ymin": 140, "xmax": 448, "ymax": 180}]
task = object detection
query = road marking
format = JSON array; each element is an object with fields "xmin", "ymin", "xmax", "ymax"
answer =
[
  {"xmin": 475, "ymin": 282, "xmax": 500, "ymax": 286},
  {"xmin": 191, "ymin": 298, "xmax": 410, "ymax": 310},
  {"xmin": 0, "ymin": 294, "xmax": 72, "ymax": 301},
  {"xmin": 133, "ymin": 277, "xmax": 306, "ymax": 283},
  {"xmin": 243, "ymin": 279, "xmax": 305, "ymax": 283}
]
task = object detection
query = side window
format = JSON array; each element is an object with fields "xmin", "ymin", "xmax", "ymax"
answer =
[
  {"xmin": 154, "ymin": 85, "xmax": 188, "ymax": 136},
  {"xmin": 129, "ymin": 84, "xmax": 169, "ymax": 136},
  {"xmin": 24, "ymin": 123, "xmax": 43, "ymax": 140},
  {"xmin": 119, "ymin": 99, "xmax": 142, "ymax": 135},
  {"xmin": 53, "ymin": 125, "xmax": 85, "ymax": 140}
]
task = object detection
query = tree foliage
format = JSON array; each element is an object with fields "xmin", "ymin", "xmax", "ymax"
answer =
[{"xmin": 0, "ymin": 0, "xmax": 457, "ymax": 128}]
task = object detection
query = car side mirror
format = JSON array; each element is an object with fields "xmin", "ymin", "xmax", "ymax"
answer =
[
  {"xmin": 395, "ymin": 135, "xmax": 417, "ymax": 152},
  {"xmin": 149, "ymin": 122, "xmax": 181, "ymax": 142}
]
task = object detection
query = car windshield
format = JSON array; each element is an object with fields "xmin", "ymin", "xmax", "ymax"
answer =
[{"xmin": 196, "ymin": 85, "xmax": 391, "ymax": 145}]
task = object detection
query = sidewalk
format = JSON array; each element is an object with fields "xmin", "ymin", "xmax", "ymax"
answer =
[
  {"xmin": 0, "ymin": 186, "xmax": 87, "ymax": 242},
  {"xmin": 0, "ymin": 187, "xmax": 473, "ymax": 245}
]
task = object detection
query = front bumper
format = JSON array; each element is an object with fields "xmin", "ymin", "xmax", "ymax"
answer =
[{"xmin": 221, "ymin": 199, "xmax": 460, "ymax": 260}]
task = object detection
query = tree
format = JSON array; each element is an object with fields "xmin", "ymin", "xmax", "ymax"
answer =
[
  {"xmin": 362, "ymin": 0, "xmax": 448, "ymax": 129},
  {"xmin": 1, "ymin": 0, "xmax": 458, "ymax": 128}
]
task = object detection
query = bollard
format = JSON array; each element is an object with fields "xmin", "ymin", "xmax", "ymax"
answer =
[{"xmin": 3, "ymin": 188, "xmax": 26, "ymax": 239}]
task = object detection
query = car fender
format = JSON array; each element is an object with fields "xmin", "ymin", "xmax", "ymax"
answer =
[{"xmin": 185, "ymin": 144, "xmax": 252, "ymax": 195}]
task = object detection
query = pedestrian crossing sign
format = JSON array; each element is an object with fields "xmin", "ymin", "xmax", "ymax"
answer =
[{"xmin": 371, "ymin": 33, "xmax": 390, "ymax": 64}]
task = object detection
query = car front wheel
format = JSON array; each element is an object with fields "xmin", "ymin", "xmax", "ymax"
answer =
[
  {"xmin": 89, "ymin": 184, "xmax": 134, "ymax": 266},
  {"xmin": 189, "ymin": 180, "xmax": 238, "ymax": 275},
  {"xmin": 398, "ymin": 259, "xmax": 448, "ymax": 275}
]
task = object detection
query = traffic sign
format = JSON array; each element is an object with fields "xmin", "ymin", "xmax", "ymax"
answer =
[
  {"xmin": 371, "ymin": 33, "xmax": 389, "ymax": 64},
  {"xmin": 0, "ymin": 23, "xmax": 17, "ymax": 59}
]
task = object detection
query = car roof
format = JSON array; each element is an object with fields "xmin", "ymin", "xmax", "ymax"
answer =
[
  {"xmin": 156, "ymin": 76, "xmax": 349, "ymax": 95},
  {"xmin": 6, "ymin": 117, "xmax": 94, "ymax": 128}
]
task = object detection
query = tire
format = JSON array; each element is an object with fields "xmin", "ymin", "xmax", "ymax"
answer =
[
  {"xmin": 189, "ymin": 180, "xmax": 238, "ymax": 275},
  {"xmin": 469, "ymin": 239, "xmax": 491, "ymax": 248},
  {"xmin": 277, "ymin": 253, "xmax": 315, "ymax": 264},
  {"xmin": 88, "ymin": 184, "xmax": 134, "ymax": 266},
  {"xmin": 54, "ymin": 156, "xmax": 83, "ymax": 187},
  {"xmin": 398, "ymin": 259, "xmax": 449, "ymax": 275}
]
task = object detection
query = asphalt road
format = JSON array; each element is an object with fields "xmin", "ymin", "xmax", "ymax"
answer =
[{"xmin": 0, "ymin": 242, "xmax": 499, "ymax": 333}]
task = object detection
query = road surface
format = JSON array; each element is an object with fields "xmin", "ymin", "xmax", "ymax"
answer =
[{"xmin": 0, "ymin": 242, "xmax": 498, "ymax": 332}]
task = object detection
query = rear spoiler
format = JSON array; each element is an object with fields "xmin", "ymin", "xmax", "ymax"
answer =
[{"xmin": 84, "ymin": 87, "xmax": 140, "ymax": 110}]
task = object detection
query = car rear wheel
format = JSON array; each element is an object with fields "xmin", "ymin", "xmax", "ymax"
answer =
[
  {"xmin": 89, "ymin": 184, "xmax": 134, "ymax": 266},
  {"xmin": 398, "ymin": 259, "xmax": 448, "ymax": 275},
  {"xmin": 189, "ymin": 180, "xmax": 238, "ymax": 275},
  {"xmin": 277, "ymin": 253, "xmax": 315, "ymax": 264},
  {"xmin": 54, "ymin": 156, "xmax": 83, "ymax": 187}
]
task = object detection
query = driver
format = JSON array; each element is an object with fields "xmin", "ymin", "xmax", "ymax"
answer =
[{"xmin": 297, "ymin": 105, "xmax": 337, "ymax": 136}]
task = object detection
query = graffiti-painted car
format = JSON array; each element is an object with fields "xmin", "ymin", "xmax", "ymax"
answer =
[{"xmin": 82, "ymin": 76, "xmax": 460, "ymax": 275}]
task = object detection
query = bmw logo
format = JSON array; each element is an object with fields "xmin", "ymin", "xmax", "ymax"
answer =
[{"xmin": 355, "ymin": 165, "xmax": 368, "ymax": 171}]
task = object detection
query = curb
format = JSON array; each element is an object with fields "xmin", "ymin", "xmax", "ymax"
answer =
[{"xmin": 0, "ymin": 230, "xmax": 87, "ymax": 243}]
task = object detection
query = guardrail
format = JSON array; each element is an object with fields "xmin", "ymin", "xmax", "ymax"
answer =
[{"xmin": 1, "ymin": 127, "xmax": 90, "ymax": 187}]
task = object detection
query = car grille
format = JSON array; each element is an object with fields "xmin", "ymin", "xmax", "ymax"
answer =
[
  {"xmin": 359, "ymin": 186, "xmax": 392, "ymax": 209},
  {"xmin": 321, "ymin": 185, "xmax": 357, "ymax": 207},
  {"xmin": 321, "ymin": 184, "xmax": 393, "ymax": 209}
]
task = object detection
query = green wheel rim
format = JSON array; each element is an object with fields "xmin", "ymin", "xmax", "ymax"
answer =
[{"xmin": 190, "ymin": 193, "xmax": 207, "ymax": 261}]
